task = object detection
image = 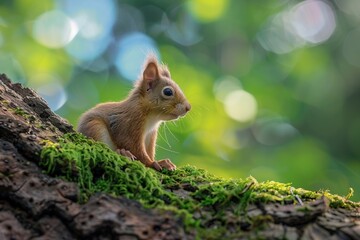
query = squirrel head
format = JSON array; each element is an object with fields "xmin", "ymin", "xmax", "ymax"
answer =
[{"xmin": 134, "ymin": 55, "xmax": 191, "ymax": 121}]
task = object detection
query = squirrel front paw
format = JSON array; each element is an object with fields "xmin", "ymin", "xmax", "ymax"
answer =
[
  {"xmin": 150, "ymin": 161, "xmax": 162, "ymax": 171},
  {"xmin": 150, "ymin": 159, "xmax": 176, "ymax": 171},
  {"xmin": 157, "ymin": 159, "xmax": 177, "ymax": 171},
  {"xmin": 116, "ymin": 149, "xmax": 136, "ymax": 161}
]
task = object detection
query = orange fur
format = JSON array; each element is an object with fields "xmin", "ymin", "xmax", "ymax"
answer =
[{"xmin": 77, "ymin": 56, "xmax": 191, "ymax": 171}]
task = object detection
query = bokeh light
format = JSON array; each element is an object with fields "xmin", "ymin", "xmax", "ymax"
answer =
[
  {"xmin": 114, "ymin": 32, "xmax": 159, "ymax": 81},
  {"xmin": 257, "ymin": 12, "xmax": 305, "ymax": 54},
  {"xmin": 166, "ymin": 6, "xmax": 202, "ymax": 46},
  {"xmin": 0, "ymin": 53, "xmax": 25, "ymax": 83},
  {"xmin": 252, "ymin": 117, "xmax": 298, "ymax": 146},
  {"xmin": 290, "ymin": 0, "xmax": 336, "ymax": 44},
  {"xmin": 1, "ymin": 0, "xmax": 360, "ymax": 200},
  {"xmin": 213, "ymin": 75, "xmax": 242, "ymax": 102},
  {"xmin": 58, "ymin": 0, "xmax": 116, "ymax": 61},
  {"xmin": 187, "ymin": 0, "xmax": 229, "ymax": 22},
  {"xmin": 31, "ymin": 75, "xmax": 67, "ymax": 111},
  {"xmin": 65, "ymin": 34, "xmax": 111, "ymax": 62},
  {"xmin": 224, "ymin": 90, "xmax": 257, "ymax": 123},
  {"xmin": 258, "ymin": 0, "xmax": 336, "ymax": 54},
  {"xmin": 32, "ymin": 10, "xmax": 78, "ymax": 48}
]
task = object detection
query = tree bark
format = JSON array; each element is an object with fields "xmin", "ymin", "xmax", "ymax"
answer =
[
  {"xmin": 0, "ymin": 74, "xmax": 359, "ymax": 239},
  {"xmin": 0, "ymin": 74, "xmax": 187, "ymax": 240}
]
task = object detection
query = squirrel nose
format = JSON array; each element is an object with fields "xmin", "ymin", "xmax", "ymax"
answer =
[{"xmin": 185, "ymin": 102, "xmax": 191, "ymax": 112}]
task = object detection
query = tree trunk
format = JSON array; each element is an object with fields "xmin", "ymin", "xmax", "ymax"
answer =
[{"xmin": 0, "ymin": 74, "xmax": 359, "ymax": 240}]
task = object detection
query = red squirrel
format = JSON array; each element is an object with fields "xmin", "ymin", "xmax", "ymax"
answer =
[{"xmin": 77, "ymin": 55, "xmax": 191, "ymax": 171}]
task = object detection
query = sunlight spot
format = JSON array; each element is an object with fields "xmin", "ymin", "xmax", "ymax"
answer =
[
  {"xmin": 32, "ymin": 10, "xmax": 78, "ymax": 48},
  {"xmin": 188, "ymin": 0, "xmax": 229, "ymax": 22},
  {"xmin": 224, "ymin": 90, "xmax": 257, "ymax": 122}
]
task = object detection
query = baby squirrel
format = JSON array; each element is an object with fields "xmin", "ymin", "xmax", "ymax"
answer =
[{"xmin": 77, "ymin": 55, "xmax": 191, "ymax": 171}]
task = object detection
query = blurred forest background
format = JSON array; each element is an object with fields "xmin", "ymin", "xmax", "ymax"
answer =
[{"xmin": 0, "ymin": 0, "xmax": 359, "ymax": 200}]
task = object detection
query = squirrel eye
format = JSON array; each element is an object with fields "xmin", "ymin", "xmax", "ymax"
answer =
[{"xmin": 162, "ymin": 87, "xmax": 174, "ymax": 97}]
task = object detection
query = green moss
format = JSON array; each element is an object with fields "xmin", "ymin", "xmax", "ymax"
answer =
[
  {"xmin": 40, "ymin": 134, "xmax": 171, "ymax": 207},
  {"xmin": 40, "ymin": 133, "xmax": 360, "ymax": 237}
]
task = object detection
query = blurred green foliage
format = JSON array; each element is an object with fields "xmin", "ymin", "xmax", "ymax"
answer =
[{"xmin": 0, "ymin": 0, "xmax": 359, "ymax": 200}]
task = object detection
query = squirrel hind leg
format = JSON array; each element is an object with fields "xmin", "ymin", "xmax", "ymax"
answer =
[{"xmin": 78, "ymin": 118, "xmax": 117, "ymax": 151}]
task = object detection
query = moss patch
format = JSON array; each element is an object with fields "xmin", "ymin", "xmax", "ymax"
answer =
[{"xmin": 40, "ymin": 133, "xmax": 360, "ymax": 237}]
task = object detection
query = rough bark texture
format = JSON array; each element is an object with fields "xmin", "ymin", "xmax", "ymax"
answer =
[
  {"xmin": 0, "ymin": 74, "xmax": 359, "ymax": 240},
  {"xmin": 0, "ymin": 75, "xmax": 187, "ymax": 240}
]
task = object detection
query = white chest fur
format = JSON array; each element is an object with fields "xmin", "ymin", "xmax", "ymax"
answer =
[
  {"xmin": 144, "ymin": 114, "xmax": 162, "ymax": 147},
  {"xmin": 144, "ymin": 114, "xmax": 162, "ymax": 134}
]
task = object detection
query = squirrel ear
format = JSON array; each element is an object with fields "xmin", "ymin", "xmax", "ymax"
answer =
[{"xmin": 142, "ymin": 60, "xmax": 160, "ymax": 91}]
